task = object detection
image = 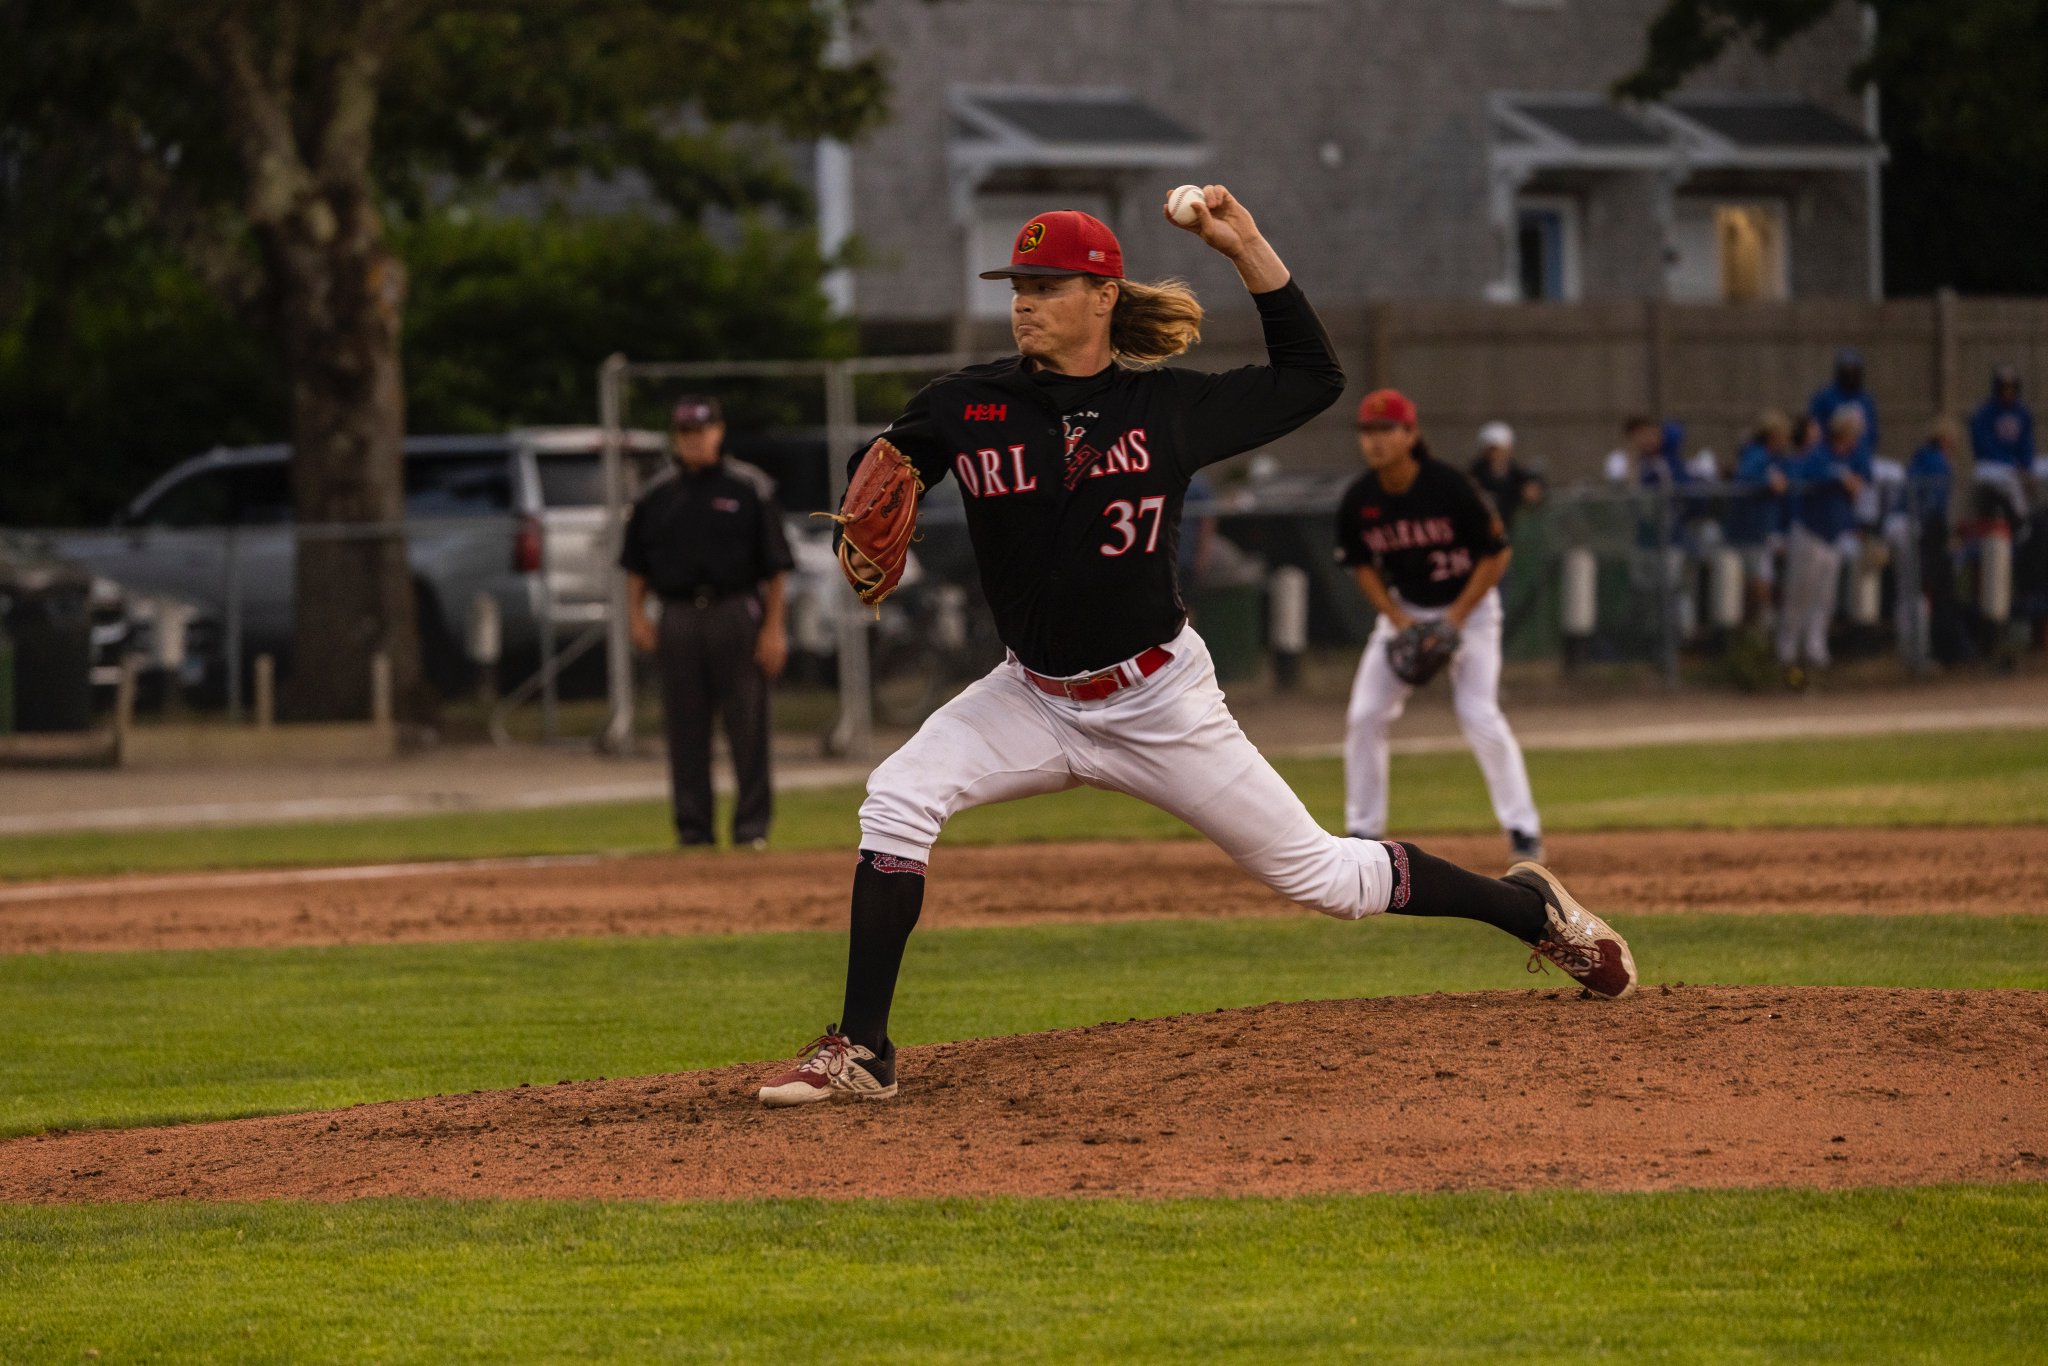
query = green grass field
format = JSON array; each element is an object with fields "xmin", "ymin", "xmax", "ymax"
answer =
[
  {"xmin": 5, "ymin": 725, "xmax": 2046, "ymax": 1361},
  {"xmin": 7, "ymin": 1189, "xmax": 2045, "ymax": 1363},
  {"xmin": 4, "ymin": 727, "xmax": 2045, "ymax": 880}
]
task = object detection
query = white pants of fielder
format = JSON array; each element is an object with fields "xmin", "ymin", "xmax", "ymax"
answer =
[
  {"xmin": 860, "ymin": 623, "xmax": 1396, "ymax": 921},
  {"xmin": 1342, "ymin": 588, "xmax": 1541, "ymax": 841},
  {"xmin": 1775, "ymin": 523, "xmax": 1843, "ymax": 668}
]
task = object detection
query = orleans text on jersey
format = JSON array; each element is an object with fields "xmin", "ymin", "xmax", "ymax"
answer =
[
  {"xmin": 852, "ymin": 280, "xmax": 1343, "ymax": 677},
  {"xmin": 1334, "ymin": 457, "xmax": 1508, "ymax": 609}
]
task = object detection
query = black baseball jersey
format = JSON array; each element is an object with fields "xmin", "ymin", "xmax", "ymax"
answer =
[
  {"xmin": 862, "ymin": 280, "xmax": 1343, "ymax": 676},
  {"xmin": 620, "ymin": 457, "xmax": 795, "ymax": 600},
  {"xmin": 1334, "ymin": 454, "xmax": 1508, "ymax": 608}
]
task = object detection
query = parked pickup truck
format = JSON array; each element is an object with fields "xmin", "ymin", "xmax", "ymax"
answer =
[{"xmin": 48, "ymin": 428, "xmax": 667, "ymax": 694}]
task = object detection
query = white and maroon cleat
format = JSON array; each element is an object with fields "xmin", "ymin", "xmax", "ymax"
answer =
[
  {"xmin": 1504, "ymin": 861, "xmax": 1638, "ymax": 1000},
  {"xmin": 756, "ymin": 1028, "xmax": 898, "ymax": 1107}
]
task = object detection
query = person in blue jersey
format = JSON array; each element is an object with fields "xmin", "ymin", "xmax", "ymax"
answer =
[
  {"xmin": 1907, "ymin": 417, "xmax": 1970, "ymax": 666},
  {"xmin": 1969, "ymin": 364, "xmax": 2035, "ymax": 530},
  {"xmin": 1776, "ymin": 407, "xmax": 1870, "ymax": 682},
  {"xmin": 1728, "ymin": 410, "xmax": 1796, "ymax": 618},
  {"xmin": 1809, "ymin": 348, "xmax": 1878, "ymax": 465}
]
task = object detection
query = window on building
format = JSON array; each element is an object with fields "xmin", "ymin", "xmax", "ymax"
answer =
[
  {"xmin": 1717, "ymin": 203, "xmax": 1786, "ymax": 302},
  {"xmin": 1514, "ymin": 198, "xmax": 1579, "ymax": 301},
  {"xmin": 1670, "ymin": 198, "xmax": 1787, "ymax": 303}
]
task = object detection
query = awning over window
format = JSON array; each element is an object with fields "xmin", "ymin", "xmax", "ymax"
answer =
[
  {"xmin": 1663, "ymin": 98, "xmax": 1881, "ymax": 169},
  {"xmin": 1513, "ymin": 100, "xmax": 1667, "ymax": 151},
  {"xmin": 1491, "ymin": 93, "xmax": 1883, "ymax": 175},
  {"xmin": 947, "ymin": 87, "xmax": 1209, "ymax": 220},
  {"xmin": 950, "ymin": 87, "xmax": 1208, "ymax": 172}
]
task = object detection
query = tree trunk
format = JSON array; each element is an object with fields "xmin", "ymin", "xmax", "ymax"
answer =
[{"xmin": 270, "ymin": 199, "xmax": 430, "ymax": 723}]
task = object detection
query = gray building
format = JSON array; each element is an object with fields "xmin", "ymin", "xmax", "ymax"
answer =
[{"xmin": 825, "ymin": 0, "xmax": 1884, "ymax": 347}]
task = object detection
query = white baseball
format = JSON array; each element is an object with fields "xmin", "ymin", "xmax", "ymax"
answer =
[{"xmin": 1166, "ymin": 184, "xmax": 1206, "ymax": 226}]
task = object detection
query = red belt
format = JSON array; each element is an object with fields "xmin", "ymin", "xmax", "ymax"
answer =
[{"xmin": 1022, "ymin": 646, "xmax": 1174, "ymax": 702}]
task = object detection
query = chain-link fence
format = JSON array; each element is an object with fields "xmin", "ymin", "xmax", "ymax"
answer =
[{"xmin": 6, "ymin": 452, "xmax": 2036, "ymax": 740}]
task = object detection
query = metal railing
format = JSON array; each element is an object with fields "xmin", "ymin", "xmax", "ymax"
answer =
[{"xmin": 9, "ymin": 470, "xmax": 2034, "ymax": 738}]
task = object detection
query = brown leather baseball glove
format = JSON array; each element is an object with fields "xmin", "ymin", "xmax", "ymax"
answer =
[{"xmin": 818, "ymin": 437, "xmax": 923, "ymax": 607}]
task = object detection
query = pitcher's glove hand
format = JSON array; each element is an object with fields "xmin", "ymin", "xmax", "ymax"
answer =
[
  {"xmin": 1387, "ymin": 618, "xmax": 1460, "ymax": 686},
  {"xmin": 817, "ymin": 438, "xmax": 922, "ymax": 607}
]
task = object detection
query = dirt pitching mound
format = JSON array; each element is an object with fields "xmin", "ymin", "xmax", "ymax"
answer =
[
  {"xmin": 5, "ymin": 827, "xmax": 2046, "ymax": 955},
  {"xmin": 8, "ymin": 987, "xmax": 2045, "ymax": 1204}
]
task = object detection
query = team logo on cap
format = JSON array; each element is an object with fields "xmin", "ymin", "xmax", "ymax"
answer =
[{"xmin": 1018, "ymin": 221, "xmax": 1046, "ymax": 254}]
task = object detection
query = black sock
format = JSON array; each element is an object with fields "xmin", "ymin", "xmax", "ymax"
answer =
[
  {"xmin": 838, "ymin": 850, "xmax": 927, "ymax": 1054},
  {"xmin": 1383, "ymin": 841, "xmax": 1548, "ymax": 944}
]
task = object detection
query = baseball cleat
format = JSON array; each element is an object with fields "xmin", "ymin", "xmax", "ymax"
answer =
[
  {"xmin": 756, "ymin": 1028, "xmax": 897, "ymax": 1107},
  {"xmin": 1509, "ymin": 829, "xmax": 1545, "ymax": 864},
  {"xmin": 1503, "ymin": 861, "xmax": 1637, "ymax": 1000}
]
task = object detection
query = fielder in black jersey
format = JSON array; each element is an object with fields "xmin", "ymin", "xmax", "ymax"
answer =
[
  {"xmin": 1337, "ymin": 389, "xmax": 1544, "ymax": 860},
  {"xmin": 757, "ymin": 189, "xmax": 1633, "ymax": 1108}
]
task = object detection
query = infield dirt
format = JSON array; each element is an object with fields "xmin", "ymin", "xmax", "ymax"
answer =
[
  {"xmin": 9, "ymin": 829, "xmax": 2045, "ymax": 1204},
  {"xmin": 4, "ymin": 826, "xmax": 2046, "ymax": 954},
  {"xmin": 6, "ymin": 987, "xmax": 2046, "ymax": 1203}
]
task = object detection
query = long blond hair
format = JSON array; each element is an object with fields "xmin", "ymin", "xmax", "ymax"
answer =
[{"xmin": 1110, "ymin": 277, "xmax": 1203, "ymax": 368}]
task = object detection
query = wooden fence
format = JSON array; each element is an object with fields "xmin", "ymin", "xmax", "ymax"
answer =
[{"xmin": 1011, "ymin": 294, "xmax": 2048, "ymax": 485}]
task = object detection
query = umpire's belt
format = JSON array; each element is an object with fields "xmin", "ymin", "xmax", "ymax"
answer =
[
  {"xmin": 1021, "ymin": 646, "xmax": 1174, "ymax": 703},
  {"xmin": 662, "ymin": 587, "xmax": 750, "ymax": 610}
]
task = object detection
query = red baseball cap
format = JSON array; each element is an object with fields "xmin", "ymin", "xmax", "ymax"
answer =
[
  {"xmin": 978, "ymin": 210, "xmax": 1125, "ymax": 280},
  {"xmin": 1357, "ymin": 389, "xmax": 1418, "ymax": 428}
]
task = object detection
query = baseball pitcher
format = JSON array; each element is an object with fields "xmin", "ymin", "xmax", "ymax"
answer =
[{"xmin": 758, "ymin": 189, "xmax": 1631, "ymax": 1107}]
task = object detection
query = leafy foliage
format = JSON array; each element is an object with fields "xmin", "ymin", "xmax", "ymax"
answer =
[
  {"xmin": 401, "ymin": 211, "xmax": 852, "ymax": 434},
  {"xmin": 2, "ymin": 0, "xmax": 885, "ymax": 299},
  {"xmin": 0, "ymin": 213, "xmax": 849, "ymax": 525}
]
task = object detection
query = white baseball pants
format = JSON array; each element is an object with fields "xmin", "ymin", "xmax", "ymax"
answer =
[
  {"xmin": 1342, "ymin": 588, "xmax": 1541, "ymax": 841},
  {"xmin": 1775, "ymin": 524, "xmax": 1842, "ymax": 668},
  {"xmin": 859, "ymin": 623, "xmax": 1395, "ymax": 920}
]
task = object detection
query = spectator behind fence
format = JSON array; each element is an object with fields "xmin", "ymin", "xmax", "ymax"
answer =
[
  {"xmin": 1777, "ymin": 407, "xmax": 1870, "ymax": 680},
  {"xmin": 1809, "ymin": 347, "xmax": 1879, "ymax": 464},
  {"xmin": 1468, "ymin": 421, "xmax": 1545, "ymax": 528},
  {"xmin": 1969, "ymin": 363, "xmax": 2036, "ymax": 525},
  {"xmin": 1729, "ymin": 409, "xmax": 1795, "ymax": 601},
  {"xmin": 1644, "ymin": 420, "xmax": 1694, "ymax": 489},
  {"xmin": 1603, "ymin": 415, "xmax": 1661, "ymax": 483},
  {"xmin": 1790, "ymin": 412, "xmax": 1821, "ymax": 459},
  {"xmin": 1909, "ymin": 417, "xmax": 1971, "ymax": 665}
]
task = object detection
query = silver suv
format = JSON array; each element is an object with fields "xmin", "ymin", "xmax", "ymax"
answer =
[{"xmin": 50, "ymin": 428, "xmax": 667, "ymax": 691}]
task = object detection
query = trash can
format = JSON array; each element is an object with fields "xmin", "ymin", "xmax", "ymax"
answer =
[
  {"xmin": 5, "ymin": 579, "xmax": 93, "ymax": 732},
  {"xmin": 1189, "ymin": 581, "xmax": 1264, "ymax": 684}
]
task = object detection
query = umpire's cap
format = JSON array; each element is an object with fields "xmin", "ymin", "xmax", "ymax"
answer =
[
  {"xmin": 670, "ymin": 397, "xmax": 723, "ymax": 429},
  {"xmin": 979, "ymin": 210, "xmax": 1124, "ymax": 280}
]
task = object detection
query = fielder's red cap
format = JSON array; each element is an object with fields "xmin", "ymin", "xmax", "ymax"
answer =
[
  {"xmin": 978, "ymin": 210, "xmax": 1124, "ymax": 280},
  {"xmin": 1357, "ymin": 389, "xmax": 1418, "ymax": 428}
]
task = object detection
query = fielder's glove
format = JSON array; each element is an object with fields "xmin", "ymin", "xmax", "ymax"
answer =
[
  {"xmin": 1387, "ymin": 618, "xmax": 1460, "ymax": 686},
  {"xmin": 817, "ymin": 437, "xmax": 923, "ymax": 608}
]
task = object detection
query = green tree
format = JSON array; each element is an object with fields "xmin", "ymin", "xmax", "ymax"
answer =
[
  {"xmin": 400, "ymin": 212, "xmax": 851, "ymax": 434},
  {"xmin": 1619, "ymin": 0, "xmax": 2048, "ymax": 294},
  {"xmin": 2, "ymin": 1, "xmax": 885, "ymax": 719}
]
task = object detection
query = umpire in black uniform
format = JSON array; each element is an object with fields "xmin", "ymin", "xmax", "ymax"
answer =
[{"xmin": 621, "ymin": 397, "xmax": 795, "ymax": 847}]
